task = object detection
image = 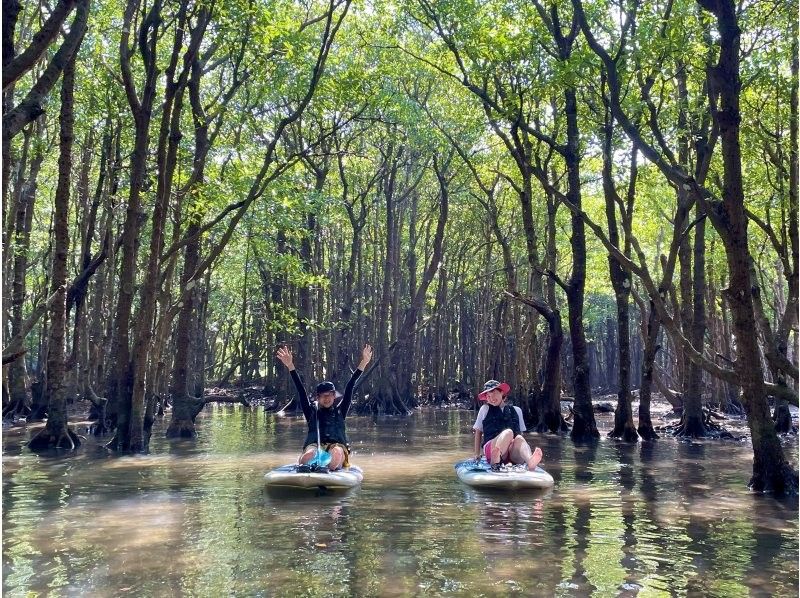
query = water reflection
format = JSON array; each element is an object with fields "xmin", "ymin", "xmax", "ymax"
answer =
[{"xmin": 2, "ymin": 409, "xmax": 798, "ymax": 596}]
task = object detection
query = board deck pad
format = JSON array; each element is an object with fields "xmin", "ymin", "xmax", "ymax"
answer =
[
  {"xmin": 264, "ymin": 464, "xmax": 364, "ymax": 490},
  {"xmin": 455, "ymin": 458, "xmax": 554, "ymax": 489}
]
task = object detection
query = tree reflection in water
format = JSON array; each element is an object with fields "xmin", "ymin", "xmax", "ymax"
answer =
[{"xmin": 2, "ymin": 409, "xmax": 797, "ymax": 596}]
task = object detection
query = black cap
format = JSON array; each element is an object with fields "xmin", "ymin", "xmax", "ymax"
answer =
[{"xmin": 315, "ymin": 381, "xmax": 337, "ymax": 394}]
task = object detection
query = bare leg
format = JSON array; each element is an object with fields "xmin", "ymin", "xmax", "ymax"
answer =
[
  {"xmin": 509, "ymin": 436, "xmax": 543, "ymax": 470},
  {"xmin": 329, "ymin": 445, "xmax": 345, "ymax": 470},
  {"xmin": 299, "ymin": 446, "xmax": 317, "ymax": 464},
  {"xmin": 509, "ymin": 435, "xmax": 532, "ymax": 464},
  {"xmin": 490, "ymin": 429, "xmax": 514, "ymax": 464}
]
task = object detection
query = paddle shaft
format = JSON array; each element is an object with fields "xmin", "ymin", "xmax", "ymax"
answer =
[{"xmin": 316, "ymin": 402, "xmax": 322, "ymax": 456}]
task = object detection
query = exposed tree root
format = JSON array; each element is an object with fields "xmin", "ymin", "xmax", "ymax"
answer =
[
  {"xmin": 528, "ymin": 393, "xmax": 570, "ymax": 434},
  {"xmin": 657, "ymin": 407, "xmax": 739, "ymax": 439},
  {"xmin": 652, "ymin": 371, "xmax": 683, "ymax": 411},
  {"xmin": 3, "ymin": 398, "xmax": 31, "ymax": 421},
  {"xmin": 608, "ymin": 423, "xmax": 639, "ymax": 442},
  {"xmin": 104, "ymin": 432, "xmax": 125, "ymax": 451},
  {"xmin": 353, "ymin": 388, "xmax": 413, "ymax": 416},
  {"xmin": 671, "ymin": 418, "xmax": 709, "ymax": 438},
  {"xmin": 81, "ymin": 387, "xmax": 112, "ymax": 435},
  {"xmin": 163, "ymin": 393, "xmax": 250, "ymax": 440},
  {"xmin": 84, "ymin": 386, "xmax": 107, "ymax": 419},
  {"xmin": 718, "ymin": 397, "xmax": 746, "ymax": 416},
  {"xmin": 165, "ymin": 395, "xmax": 205, "ymax": 439},
  {"xmin": 28, "ymin": 427, "xmax": 82, "ymax": 451},
  {"xmin": 570, "ymin": 411, "xmax": 600, "ymax": 442},
  {"xmin": 532, "ymin": 413, "xmax": 570, "ymax": 434},
  {"xmin": 637, "ymin": 423, "xmax": 660, "ymax": 440}
]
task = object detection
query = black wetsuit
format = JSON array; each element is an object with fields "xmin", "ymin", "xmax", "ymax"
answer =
[{"xmin": 289, "ymin": 368, "xmax": 362, "ymax": 448}]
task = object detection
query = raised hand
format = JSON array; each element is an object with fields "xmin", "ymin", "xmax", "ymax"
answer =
[
  {"xmin": 358, "ymin": 344, "xmax": 373, "ymax": 371},
  {"xmin": 276, "ymin": 346, "xmax": 295, "ymax": 370}
]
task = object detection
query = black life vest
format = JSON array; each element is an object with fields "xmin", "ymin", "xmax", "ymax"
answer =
[
  {"xmin": 303, "ymin": 405, "xmax": 348, "ymax": 448},
  {"xmin": 482, "ymin": 404, "xmax": 520, "ymax": 444}
]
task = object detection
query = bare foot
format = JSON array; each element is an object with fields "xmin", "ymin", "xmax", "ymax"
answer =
[{"xmin": 527, "ymin": 447, "xmax": 543, "ymax": 471}]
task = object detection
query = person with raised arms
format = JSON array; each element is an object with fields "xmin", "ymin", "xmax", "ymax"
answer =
[{"xmin": 276, "ymin": 344, "xmax": 372, "ymax": 471}]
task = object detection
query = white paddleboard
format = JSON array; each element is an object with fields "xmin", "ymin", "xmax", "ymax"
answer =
[
  {"xmin": 264, "ymin": 464, "xmax": 364, "ymax": 490},
  {"xmin": 455, "ymin": 458, "xmax": 554, "ymax": 489}
]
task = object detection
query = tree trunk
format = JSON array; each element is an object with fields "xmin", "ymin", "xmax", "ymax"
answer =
[
  {"xmin": 700, "ymin": 0, "xmax": 797, "ymax": 494},
  {"xmin": 167, "ymin": 52, "xmax": 211, "ymax": 437},
  {"xmin": 1, "ymin": 0, "xmax": 22, "ymax": 228},
  {"xmin": 369, "ymin": 141, "xmax": 409, "ymax": 415},
  {"xmin": 28, "ymin": 44, "xmax": 82, "ymax": 451},
  {"xmin": 106, "ymin": 0, "xmax": 161, "ymax": 449},
  {"xmin": 507, "ymin": 292, "xmax": 566, "ymax": 433},
  {"xmin": 297, "ymin": 167, "xmax": 327, "ymax": 386},
  {"xmin": 771, "ymin": 31, "xmax": 798, "ymax": 433},
  {"xmin": 675, "ymin": 205, "xmax": 707, "ymax": 437},
  {"xmin": 394, "ymin": 156, "xmax": 450, "ymax": 405},
  {"xmin": 167, "ymin": 224, "xmax": 201, "ymax": 438},
  {"xmin": 4, "ymin": 122, "xmax": 43, "ymax": 420},
  {"xmin": 637, "ymin": 302, "xmax": 661, "ymax": 440},
  {"xmin": 602, "ymin": 110, "xmax": 638, "ymax": 442},
  {"xmin": 564, "ymin": 86, "xmax": 597, "ymax": 441},
  {"xmin": 678, "ymin": 233, "xmax": 693, "ymax": 393},
  {"xmin": 128, "ymin": 7, "xmax": 201, "ymax": 451}
]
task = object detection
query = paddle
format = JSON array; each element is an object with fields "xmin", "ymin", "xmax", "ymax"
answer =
[{"xmin": 308, "ymin": 401, "xmax": 332, "ymax": 468}]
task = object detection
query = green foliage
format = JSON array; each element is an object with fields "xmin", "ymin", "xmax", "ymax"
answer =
[{"xmin": 6, "ymin": 0, "xmax": 794, "ymax": 384}]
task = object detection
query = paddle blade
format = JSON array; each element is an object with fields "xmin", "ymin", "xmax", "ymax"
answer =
[{"xmin": 308, "ymin": 449, "xmax": 332, "ymax": 467}]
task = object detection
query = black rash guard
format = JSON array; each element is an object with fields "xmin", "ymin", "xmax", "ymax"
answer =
[{"xmin": 289, "ymin": 368, "xmax": 363, "ymax": 448}]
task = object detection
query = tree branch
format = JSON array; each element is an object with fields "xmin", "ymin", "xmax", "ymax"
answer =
[
  {"xmin": 3, "ymin": 0, "xmax": 77, "ymax": 91},
  {"xmin": 3, "ymin": 0, "xmax": 89, "ymax": 139}
]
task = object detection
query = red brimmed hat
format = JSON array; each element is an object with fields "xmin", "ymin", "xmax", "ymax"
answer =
[{"xmin": 478, "ymin": 379, "xmax": 511, "ymax": 400}]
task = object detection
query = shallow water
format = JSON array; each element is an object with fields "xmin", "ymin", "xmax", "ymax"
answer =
[{"xmin": 3, "ymin": 407, "xmax": 798, "ymax": 597}]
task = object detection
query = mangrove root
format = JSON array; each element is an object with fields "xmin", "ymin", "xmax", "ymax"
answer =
[{"xmin": 28, "ymin": 427, "xmax": 82, "ymax": 451}]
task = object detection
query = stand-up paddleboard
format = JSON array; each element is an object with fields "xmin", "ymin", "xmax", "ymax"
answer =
[
  {"xmin": 264, "ymin": 464, "xmax": 364, "ymax": 490},
  {"xmin": 455, "ymin": 458, "xmax": 554, "ymax": 489}
]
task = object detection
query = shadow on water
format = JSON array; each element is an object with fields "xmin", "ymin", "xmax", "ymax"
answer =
[
  {"xmin": 2, "ymin": 408, "xmax": 798, "ymax": 597},
  {"xmin": 264, "ymin": 485, "xmax": 361, "ymax": 502}
]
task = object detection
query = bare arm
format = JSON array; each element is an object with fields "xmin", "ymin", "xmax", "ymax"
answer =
[{"xmin": 473, "ymin": 430, "xmax": 483, "ymax": 460}]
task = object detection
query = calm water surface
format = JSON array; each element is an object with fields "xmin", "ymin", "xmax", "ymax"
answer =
[{"xmin": 3, "ymin": 407, "xmax": 798, "ymax": 597}]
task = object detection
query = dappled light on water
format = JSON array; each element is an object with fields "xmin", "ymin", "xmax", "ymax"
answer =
[{"xmin": 3, "ymin": 408, "xmax": 798, "ymax": 596}]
